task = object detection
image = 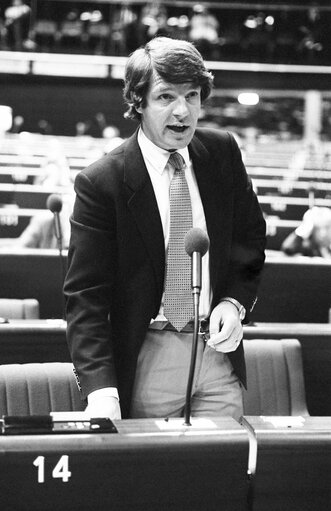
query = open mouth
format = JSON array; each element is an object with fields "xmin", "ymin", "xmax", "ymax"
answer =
[{"xmin": 167, "ymin": 125, "xmax": 188, "ymax": 133}]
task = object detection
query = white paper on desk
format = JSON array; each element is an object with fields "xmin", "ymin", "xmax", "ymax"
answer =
[
  {"xmin": 261, "ymin": 416, "xmax": 305, "ymax": 428},
  {"xmin": 50, "ymin": 411, "xmax": 91, "ymax": 422},
  {"xmin": 155, "ymin": 418, "xmax": 218, "ymax": 431}
]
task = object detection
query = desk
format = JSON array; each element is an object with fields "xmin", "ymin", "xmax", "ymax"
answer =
[
  {"xmin": 0, "ymin": 417, "xmax": 249, "ymax": 511},
  {"xmin": 247, "ymin": 166, "xmax": 331, "ymax": 182},
  {"xmin": 1, "ymin": 251, "xmax": 330, "ymax": 322},
  {"xmin": 0, "ymin": 320, "xmax": 70, "ymax": 363},
  {"xmin": 251, "ymin": 255, "xmax": 331, "ymax": 323},
  {"xmin": 266, "ymin": 219, "xmax": 299, "ymax": 250},
  {"xmin": 241, "ymin": 416, "xmax": 331, "ymax": 511},
  {"xmin": 0, "ymin": 183, "xmax": 72, "ymax": 209},
  {"xmin": 258, "ymin": 195, "xmax": 331, "ymax": 220},
  {"xmin": 252, "ymin": 178, "xmax": 331, "ymax": 199},
  {"xmin": 0, "ymin": 248, "xmax": 66, "ymax": 318},
  {"xmin": 0, "ymin": 208, "xmax": 47, "ymax": 237}
]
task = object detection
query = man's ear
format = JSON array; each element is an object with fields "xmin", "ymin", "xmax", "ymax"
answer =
[{"xmin": 132, "ymin": 92, "xmax": 143, "ymax": 114}]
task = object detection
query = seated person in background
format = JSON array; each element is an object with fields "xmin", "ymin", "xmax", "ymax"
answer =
[
  {"xmin": 2, "ymin": 193, "xmax": 74, "ymax": 250},
  {"xmin": 34, "ymin": 141, "xmax": 72, "ymax": 189},
  {"xmin": 281, "ymin": 206, "xmax": 331, "ymax": 258}
]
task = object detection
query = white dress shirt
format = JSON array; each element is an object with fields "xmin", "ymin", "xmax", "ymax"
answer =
[{"xmin": 137, "ymin": 127, "xmax": 211, "ymax": 320}]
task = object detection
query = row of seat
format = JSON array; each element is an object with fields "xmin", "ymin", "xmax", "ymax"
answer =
[
  {"xmin": 0, "ymin": 298, "xmax": 310, "ymax": 418},
  {"xmin": 0, "ymin": 338, "xmax": 308, "ymax": 418}
]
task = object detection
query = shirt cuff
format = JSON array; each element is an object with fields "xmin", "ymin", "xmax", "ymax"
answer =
[
  {"xmin": 87, "ymin": 387, "xmax": 119, "ymax": 403},
  {"xmin": 220, "ymin": 296, "xmax": 246, "ymax": 321}
]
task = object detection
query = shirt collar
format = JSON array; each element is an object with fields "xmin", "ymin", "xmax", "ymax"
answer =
[{"xmin": 138, "ymin": 127, "xmax": 190, "ymax": 175}]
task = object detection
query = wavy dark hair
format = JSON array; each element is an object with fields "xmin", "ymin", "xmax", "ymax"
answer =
[{"xmin": 123, "ymin": 37, "xmax": 214, "ymax": 121}]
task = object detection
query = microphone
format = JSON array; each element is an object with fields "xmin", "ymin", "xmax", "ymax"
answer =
[
  {"xmin": 47, "ymin": 194, "xmax": 63, "ymax": 245},
  {"xmin": 46, "ymin": 194, "xmax": 65, "ymax": 319},
  {"xmin": 183, "ymin": 228, "xmax": 210, "ymax": 426},
  {"xmin": 308, "ymin": 184, "xmax": 316, "ymax": 210},
  {"xmin": 185, "ymin": 227, "xmax": 210, "ymax": 294}
]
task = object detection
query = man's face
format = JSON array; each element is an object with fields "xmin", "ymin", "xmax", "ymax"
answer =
[{"xmin": 137, "ymin": 71, "xmax": 201, "ymax": 150}]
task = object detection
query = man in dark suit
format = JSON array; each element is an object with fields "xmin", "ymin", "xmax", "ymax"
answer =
[{"xmin": 64, "ymin": 37, "xmax": 266, "ymax": 421}]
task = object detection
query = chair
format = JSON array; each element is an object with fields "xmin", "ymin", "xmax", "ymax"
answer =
[
  {"xmin": 0, "ymin": 363, "xmax": 84, "ymax": 416},
  {"xmin": 243, "ymin": 338, "xmax": 309, "ymax": 416},
  {"xmin": 0, "ymin": 298, "xmax": 40, "ymax": 319},
  {"xmin": 0, "ymin": 340, "xmax": 308, "ymax": 418}
]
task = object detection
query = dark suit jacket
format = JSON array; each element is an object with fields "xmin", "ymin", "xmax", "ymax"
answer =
[{"xmin": 64, "ymin": 127, "xmax": 266, "ymax": 417}]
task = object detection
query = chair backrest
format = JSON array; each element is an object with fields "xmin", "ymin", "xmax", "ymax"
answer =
[
  {"xmin": 0, "ymin": 363, "xmax": 84, "ymax": 416},
  {"xmin": 0, "ymin": 298, "xmax": 40, "ymax": 319},
  {"xmin": 243, "ymin": 338, "xmax": 309, "ymax": 416},
  {"xmin": 0, "ymin": 340, "xmax": 308, "ymax": 417}
]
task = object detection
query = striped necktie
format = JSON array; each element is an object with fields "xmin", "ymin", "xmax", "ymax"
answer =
[{"xmin": 163, "ymin": 152, "xmax": 193, "ymax": 331}]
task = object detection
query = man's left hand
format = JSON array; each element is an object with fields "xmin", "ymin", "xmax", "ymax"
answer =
[{"xmin": 206, "ymin": 301, "xmax": 243, "ymax": 353}]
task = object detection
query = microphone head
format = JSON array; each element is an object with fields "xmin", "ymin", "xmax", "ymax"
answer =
[
  {"xmin": 46, "ymin": 194, "xmax": 63, "ymax": 213},
  {"xmin": 184, "ymin": 227, "xmax": 210, "ymax": 257}
]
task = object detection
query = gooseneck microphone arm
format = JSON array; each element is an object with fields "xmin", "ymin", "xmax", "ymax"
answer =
[
  {"xmin": 183, "ymin": 228, "xmax": 210, "ymax": 426},
  {"xmin": 46, "ymin": 193, "xmax": 66, "ymax": 319}
]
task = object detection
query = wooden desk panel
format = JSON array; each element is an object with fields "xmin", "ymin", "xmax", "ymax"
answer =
[
  {"xmin": 241, "ymin": 416, "xmax": 331, "ymax": 511},
  {"xmin": 251, "ymin": 256, "xmax": 331, "ymax": 323},
  {"xmin": 0, "ymin": 249, "xmax": 66, "ymax": 318},
  {"xmin": 1, "ymin": 251, "xmax": 330, "ymax": 323},
  {"xmin": 0, "ymin": 417, "xmax": 249, "ymax": 511},
  {"xmin": 259, "ymin": 195, "xmax": 331, "ymax": 220},
  {"xmin": 0, "ymin": 320, "xmax": 70, "ymax": 363},
  {"xmin": 0, "ymin": 184, "xmax": 71, "ymax": 209}
]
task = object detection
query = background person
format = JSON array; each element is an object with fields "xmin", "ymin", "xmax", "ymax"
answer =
[{"xmin": 281, "ymin": 206, "xmax": 331, "ymax": 258}]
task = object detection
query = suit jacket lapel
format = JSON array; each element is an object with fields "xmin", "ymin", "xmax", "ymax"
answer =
[
  {"xmin": 189, "ymin": 134, "xmax": 232, "ymax": 287},
  {"xmin": 123, "ymin": 131, "xmax": 165, "ymax": 299}
]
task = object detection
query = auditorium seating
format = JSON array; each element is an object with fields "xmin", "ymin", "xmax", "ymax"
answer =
[
  {"xmin": 2, "ymin": 134, "xmax": 331, "ymax": 247},
  {"xmin": 0, "ymin": 362, "xmax": 84, "ymax": 416},
  {"xmin": 243, "ymin": 339, "xmax": 308, "ymax": 416},
  {"xmin": 258, "ymin": 195, "xmax": 331, "ymax": 220},
  {"xmin": 0, "ymin": 298, "xmax": 40, "ymax": 319},
  {"xmin": 252, "ymin": 178, "xmax": 331, "ymax": 199},
  {"xmin": 0, "ymin": 320, "xmax": 328, "ymax": 415},
  {"xmin": 0, "ymin": 338, "xmax": 308, "ymax": 417}
]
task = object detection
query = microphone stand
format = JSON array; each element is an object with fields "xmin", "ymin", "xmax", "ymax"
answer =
[
  {"xmin": 308, "ymin": 185, "xmax": 315, "ymax": 210},
  {"xmin": 53, "ymin": 214, "xmax": 66, "ymax": 320},
  {"xmin": 183, "ymin": 252, "xmax": 201, "ymax": 427}
]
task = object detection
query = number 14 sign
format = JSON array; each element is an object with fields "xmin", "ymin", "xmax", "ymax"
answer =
[{"xmin": 33, "ymin": 455, "xmax": 71, "ymax": 483}]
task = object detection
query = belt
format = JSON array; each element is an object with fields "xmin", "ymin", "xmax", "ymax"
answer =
[{"xmin": 149, "ymin": 319, "xmax": 209, "ymax": 334}]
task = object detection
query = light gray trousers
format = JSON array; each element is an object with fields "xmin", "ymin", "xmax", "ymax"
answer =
[{"xmin": 130, "ymin": 328, "xmax": 243, "ymax": 421}]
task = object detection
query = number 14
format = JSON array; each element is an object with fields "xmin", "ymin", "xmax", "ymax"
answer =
[{"xmin": 33, "ymin": 455, "xmax": 71, "ymax": 483}]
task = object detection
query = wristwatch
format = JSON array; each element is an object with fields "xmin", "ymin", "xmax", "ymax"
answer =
[{"xmin": 220, "ymin": 297, "xmax": 246, "ymax": 321}]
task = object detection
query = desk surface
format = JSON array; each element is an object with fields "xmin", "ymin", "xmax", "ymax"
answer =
[{"xmin": 2, "ymin": 319, "xmax": 331, "ymax": 337}]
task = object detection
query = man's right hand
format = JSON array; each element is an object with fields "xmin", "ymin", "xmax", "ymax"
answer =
[{"xmin": 85, "ymin": 396, "xmax": 121, "ymax": 420}]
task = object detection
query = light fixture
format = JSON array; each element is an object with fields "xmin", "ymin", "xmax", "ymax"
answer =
[
  {"xmin": 0, "ymin": 105, "xmax": 13, "ymax": 133},
  {"xmin": 238, "ymin": 93, "xmax": 260, "ymax": 106}
]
